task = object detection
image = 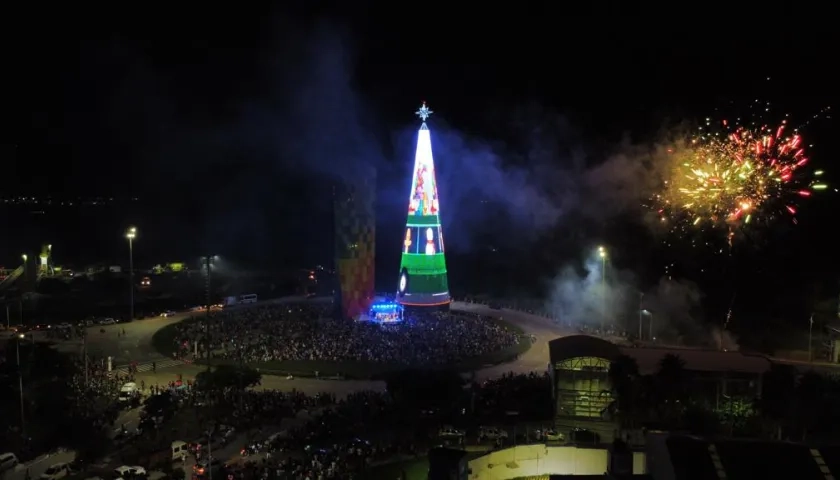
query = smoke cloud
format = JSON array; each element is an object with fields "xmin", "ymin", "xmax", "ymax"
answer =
[
  {"xmin": 544, "ymin": 251, "xmax": 722, "ymax": 345},
  {"xmin": 110, "ymin": 17, "xmax": 677, "ymax": 249},
  {"xmin": 96, "ymin": 16, "xmax": 706, "ymax": 319},
  {"xmin": 221, "ymin": 23, "xmax": 678, "ymax": 252}
]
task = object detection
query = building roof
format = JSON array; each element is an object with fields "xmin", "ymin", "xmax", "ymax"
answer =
[
  {"xmin": 660, "ymin": 435, "xmax": 836, "ymax": 479},
  {"xmin": 620, "ymin": 347, "xmax": 772, "ymax": 375},
  {"xmin": 548, "ymin": 336, "xmax": 772, "ymax": 375},
  {"xmin": 549, "ymin": 335, "xmax": 622, "ymax": 364}
]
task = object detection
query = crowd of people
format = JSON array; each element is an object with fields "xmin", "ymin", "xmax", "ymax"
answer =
[
  {"xmin": 230, "ymin": 390, "xmax": 419, "ymax": 479},
  {"xmin": 167, "ymin": 304, "xmax": 520, "ymax": 367},
  {"xmin": 134, "ymin": 381, "xmax": 419, "ymax": 479},
  {"xmin": 67, "ymin": 355, "xmax": 124, "ymax": 428}
]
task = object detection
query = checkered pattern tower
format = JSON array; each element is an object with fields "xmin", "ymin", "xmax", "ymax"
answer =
[{"xmin": 333, "ymin": 168, "xmax": 376, "ymax": 320}]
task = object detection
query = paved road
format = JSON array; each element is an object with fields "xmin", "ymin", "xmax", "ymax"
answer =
[
  {"xmin": 133, "ymin": 364, "xmax": 387, "ymax": 399},
  {"xmin": 118, "ymin": 300, "xmax": 567, "ymax": 397},
  {"xmin": 113, "ymin": 405, "xmax": 145, "ymax": 437},
  {"xmin": 51, "ymin": 296, "xmax": 317, "ymax": 366},
  {"xmin": 180, "ymin": 409, "xmax": 317, "ymax": 471},
  {"xmin": 50, "ymin": 315, "xmax": 190, "ymax": 366},
  {"xmin": 454, "ymin": 302, "xmax": 568, "ymax": 381},
  {"xmin": 2, "ymin": 450, "xmax": 76, "ymax": 480}
]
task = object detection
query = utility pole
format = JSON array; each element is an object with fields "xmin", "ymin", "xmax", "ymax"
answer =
[
  {"xmin": 598, "ymin": 246, "xmax": 607, "ymax": 332},
  {"xmin": 649, "ymin": 312, "xmax": 654, "ymax": 340},
  {"xmin": 638, "ymin": 293, "xmax": 643, "ymax": 340},
  {"xmin": 126, "ymin": 227, "xmax": 137, "ymax": 322},
  {"xmin": 16, "ymin": 337, "xmax": 26, "ymax": 438},
  {"xmin": 205, "ymin": 256, "xmax": 212, "ymax": 371},
  {"xmin": 207, "ymin": 427, "xmax": 213, "ymax": 480},
  {"xmin": 83, "ymin": 330, "xmax": 89, "ymax": 387},
  {"xmin": 809, "ymin": 313, "xmax": 814, "ymax": 362},
  {"xmin": 5, "ymin": 304, "xmax": 9, "ymax": 329}
]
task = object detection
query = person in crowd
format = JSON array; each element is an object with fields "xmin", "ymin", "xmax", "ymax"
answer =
[{"xmin": 168, "ymin": 304, "xmax": 519, "ymax": 367}]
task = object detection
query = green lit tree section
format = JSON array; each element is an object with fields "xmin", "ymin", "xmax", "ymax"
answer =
[{"xmin": 397, "ymin": 103, "xmax": 450, "ymax": 308}]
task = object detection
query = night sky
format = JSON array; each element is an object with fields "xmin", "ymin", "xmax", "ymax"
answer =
[{"xmin": 4, "ymin": 7, "xmax": 839, "ymax": 344}]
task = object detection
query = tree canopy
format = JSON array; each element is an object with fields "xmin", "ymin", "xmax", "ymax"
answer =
[{"xmin": 0, "ymin": 339, "xmax": 116, "ymax": 460}]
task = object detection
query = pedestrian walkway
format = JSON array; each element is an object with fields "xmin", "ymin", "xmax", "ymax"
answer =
[{"xmin": 111, "ymin": 358, "xmax": 186, "ymax": 375}]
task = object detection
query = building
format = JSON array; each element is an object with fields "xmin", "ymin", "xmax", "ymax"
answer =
[
  {"xmin": 648, "ymin": 432, "xmax": 840, "ymax": 479},
  {"xmin": 618, "ymin": 345, "xmax": 769, "ymax": 412},
  {"xmin": 548, "ymin": 336, "xmax": 618, "ymax": 442},
  {"xmin": 397, "ymin": 103, "xmax": 450, "ymax": 311},
  {"xmin": 333, "ymin": 167, "xmax": 376, "ymax": 320},
  {"xmin": 548, "ymin": 336, "xmax": 771, "ymax": 442}
]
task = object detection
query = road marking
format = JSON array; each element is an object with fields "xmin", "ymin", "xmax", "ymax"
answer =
[{"xmin": 109, "ymin": 358, "xmax": 187, "ymax": 375}]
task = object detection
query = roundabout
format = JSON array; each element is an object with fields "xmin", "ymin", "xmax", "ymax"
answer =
[
  {"xmin": 108, "ymin": 298, "xmax": 571, "ymax": 480},
  {"xmin": 149, "ymin": 299, "xmax": 541, "ymax": 380},
  {"xmin": 51, "ymin": 296, "xmax": 569, "ymax": 397},
  {"xmin": 50, "ymin": 296, "xmax": 573, "ymax": 397}
]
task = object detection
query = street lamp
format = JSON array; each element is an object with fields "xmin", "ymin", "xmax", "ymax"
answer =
[
  {"xmin": 642, "ymin": 309, "xmax": 654, "ymax": 340},
  {"xmin": 16, "ymin": 333, "xmax": 26, "ymax": 438},
  {"xmin": 598, "ymin": 246, "xmax": 607, "ymax": 331},
  {"xmin": 201, "ymin": 255, "xmax": 218, "ymax": 372},
  {"xmin": 126, "ymin": 227, "xmax": 137, "ymax": 321}
]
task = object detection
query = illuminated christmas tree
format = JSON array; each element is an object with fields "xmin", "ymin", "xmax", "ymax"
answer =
[{"xmin": 397, "ymin": 103, "xmax": 450, "ymax": 309}]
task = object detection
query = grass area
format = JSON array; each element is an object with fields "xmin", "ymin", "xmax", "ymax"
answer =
[
  {"xmin": 361, "ymin": 457, "xmax": 429, "ymax": 480},
  {"xmin": 151, "ymin": 315, "xmax": 532, "ymax": 380}
]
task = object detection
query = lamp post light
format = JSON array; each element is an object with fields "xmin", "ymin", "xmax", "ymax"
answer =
[
  {"xmin": 598, "ymin": 246, "xmax": 607, "ymax": 331},
  {"xmin": 201, "ymin": 255, "xmax": 218, "ymax": 372},
  {"xmin": 126, "ymin": 227, "xmax": 137, "ymax": 322},
  {"xmin": 642, "ymin": 309, "xmax": 654, "ymax": 341},
  {"xmin": 16, "ymin": 333, "xmax": 26, "ymax": 438},
  {"xmin": 21, "ymin": 254, "xmax": 28, "ymax": 288}
]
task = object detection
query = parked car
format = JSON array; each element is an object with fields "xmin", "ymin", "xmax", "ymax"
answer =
[
  {"xmin": 437, "ymin": 426, "xmax": 465, "ymax": 438},
  {"xmin": 478, "ymin": 426, "xmax": 508, "ymax": 440},
  {"xmin": 40, "ymin": 463, "xmax": 70, "ymax": 480},
  {"xmin": 0, "ymin": 453, "xmax": 19, "ymax": 473},
  {"xmin": 114, "ymin": 465, "xmax": 146, "ymax": 478}
]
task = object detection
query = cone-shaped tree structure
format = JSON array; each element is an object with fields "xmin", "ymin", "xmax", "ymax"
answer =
[{"xmin": 397, "ymin": 103, "xmax": 450, "ymax": 309}]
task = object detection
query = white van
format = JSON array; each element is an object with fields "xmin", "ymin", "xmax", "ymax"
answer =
[
  {"xmin": 0, "ymin": 453, "xmax": 19, "ymax": 473},
  {"xmin": 171, "ymin": 441, "xmax": 188, "ymax": 461},
  {"xmin": 118, "ymin": 382, "xmax": 138, "ymax": 402}
]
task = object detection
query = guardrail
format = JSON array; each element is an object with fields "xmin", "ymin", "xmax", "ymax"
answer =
[{"xmin": 0, "ymin": 266, "xmax": 23, "ymax": 290}]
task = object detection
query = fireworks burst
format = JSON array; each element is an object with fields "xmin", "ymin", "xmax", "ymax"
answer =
[{"xmin": 653, "ymin": 111, "xmax": 828, "ymax": 235}]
